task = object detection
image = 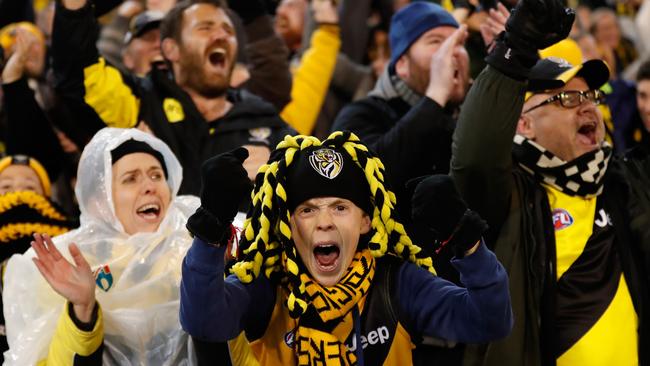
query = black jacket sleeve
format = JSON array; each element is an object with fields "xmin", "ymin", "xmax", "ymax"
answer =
[
  {"xmin": 338, "ymin": 0, "xmax": 373, "ymax": 63},
  {"xmin": 93, "ymin": 0, "xmax": 123, "ymax": 17},
  {"xmin": 51, "ymin": 0, "xmax": 140, "ymax": 144},
  {"xmin": 450, "ymin": 66, "xmax": 527, "ymax": 232},
  {"xmin": 52, "ymin": 0, "xmax": 101, "ymax": 98},
  {"xmin": 241, "ymin": 14, "xmax": 292, "ymax": 111},
  {"xmin": 3, "ymin": 78, "xmax": 64, "ymax": 180},
  {"xmin": 333, "ymin": 96, "xmax": 455, "ymax": 193},
  {"xmin": 0, "ymin": 0, "xmax": 34, "ymax": 28}
]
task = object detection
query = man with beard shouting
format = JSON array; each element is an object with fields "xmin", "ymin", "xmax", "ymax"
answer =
[{"xmin": 52, "ymin": 0, "xmax": 294, "ymax": 195}]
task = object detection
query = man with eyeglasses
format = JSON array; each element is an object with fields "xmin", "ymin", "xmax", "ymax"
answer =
[
  {"xmin": 450, "ymin": 0, "xmax": 650, "ymax": 364},
  {"xmin": 517, "ymin": 58, "xmax": 609, "ymax": 164},
  {"xmin": 523, "ymin": 85, "xmax": 604, "ymax": 114}
]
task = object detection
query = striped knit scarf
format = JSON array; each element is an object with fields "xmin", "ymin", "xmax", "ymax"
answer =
[
  {"xmin": 0, "ymin": 191, "xmax": 77, "ymax": 262},
  {"xmin": 293, "ymin": 250, "xmax": 375, "ymax": 366},
  {"xmin": 512, "ymin": 134, "xmax": 613, "ymax": 198}
]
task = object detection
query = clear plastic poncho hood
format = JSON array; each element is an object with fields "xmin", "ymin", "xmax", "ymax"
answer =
[{"xmin": 3, "ymin": 128, "xmax": 199, "ymax": 365}]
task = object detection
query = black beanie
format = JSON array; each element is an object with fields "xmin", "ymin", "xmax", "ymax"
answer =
[
  {"xmin": 110, "ymin": 139, "xmax": 168, "ymax": 178},
  {"xmin": 285, "ymin": 146, "xmax": 373, "ymax": 215}
]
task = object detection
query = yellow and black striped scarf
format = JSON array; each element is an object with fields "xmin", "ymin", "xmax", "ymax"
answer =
[
  {"xmin": 0, "ymin": 191, "xmax": 77, "ymax": 262},
  {"xmin": 293, "ymin": 250, "xmax": 375, "ymax": 366}
]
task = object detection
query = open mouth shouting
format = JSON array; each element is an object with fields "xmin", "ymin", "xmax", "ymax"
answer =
[
  {"xmin": 576, "ymin": 120, "xmax": 599, "ymax": 147},
  {"xmin": 313, "ymin": 242, "xmax": 341, "ymax": 272},
  {"xmin": 136, "ymin": 202, "xmax": 162, "ymax": 223},
  {"xmin": 207, "ymin": 47, "xmax": 228, "ymax": 70}
]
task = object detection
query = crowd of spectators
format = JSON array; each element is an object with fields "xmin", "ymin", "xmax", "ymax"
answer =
[{"xmin": 0, "ymin": 0, "xmax": 649, "ymax": 364}]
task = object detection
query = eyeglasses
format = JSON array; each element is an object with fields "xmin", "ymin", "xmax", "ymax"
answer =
[{"xmin": 523, "ymin": 89, "xmax": 605, "ymax": 114}]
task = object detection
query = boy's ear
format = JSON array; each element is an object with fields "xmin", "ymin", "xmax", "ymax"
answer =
[{"xmin": 360, "ymin": 214, "xmax": 371, "ymax": 235}]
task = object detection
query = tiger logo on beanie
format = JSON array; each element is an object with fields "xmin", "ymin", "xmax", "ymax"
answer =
[{"xmin": 309, "ymin": 148, "xmax": 343, "ymax": 180}]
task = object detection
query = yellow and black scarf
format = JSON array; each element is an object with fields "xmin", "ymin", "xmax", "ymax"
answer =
[
  {"xmin": 0, "ymin": 191, "xmax": 77, "ymax": 262},
  {"xmin": 292, "ymin": 250, "xmax": 375, "ymax": 366}
]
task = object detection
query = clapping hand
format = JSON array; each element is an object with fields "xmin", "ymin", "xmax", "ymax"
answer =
[
  {"xmin": 312, "ymin": 0, "xmax": 339, "ymax": 25},
  {"xmin": 31, "ymin": 233, "xmax": 96, "ymax": 323},
  {"xmin": 1, "ymin": 28, "xmax": 36, "ymax": 84},
  {"xmin": 425, "ymin": 25, "xmax": 468, "ymax": 107},
  {"xmin": 479, "ymin": 2, "xmax": 509, "ymax": 50}
]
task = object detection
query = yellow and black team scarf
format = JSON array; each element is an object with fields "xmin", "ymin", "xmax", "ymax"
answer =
[
  {"xmin": 231, "ymin": 131, "xmax": 436, "ymax": 365},
  {"xmin": 295, "ymin": 251, "xmax": 375, "ymax": 365},
  {"xmin": 0, "ymin": 191, "xmax": 78, "ymax": 262},
  {"xmin": 512, "ymin": 134, "xmax": 612, "ymax": 198}
]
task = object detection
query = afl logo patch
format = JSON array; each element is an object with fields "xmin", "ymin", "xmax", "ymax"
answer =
[
  {"xmin": 309, "ymin": 148, "xmax": 343, "ymax": 179},
  {"xmin": 284, "ymin": 328, "xmax": 296, "ymax": 348},
  {"xmin": 552, "ymin": 208, "xmax": 574, "ymax": 230},
  {"xmin": 94, "ymin": 265, "xmax": 114, "ymax": 292}
]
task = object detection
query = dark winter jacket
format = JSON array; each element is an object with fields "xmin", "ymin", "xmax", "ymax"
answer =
[{"xmin": 451, "ymin": 66, "xmax": 650, "ymax": 366}]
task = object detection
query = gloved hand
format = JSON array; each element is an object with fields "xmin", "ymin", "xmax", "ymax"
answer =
[
  {"xmin": 227, "ymin": 0, "xmax": 268, "ymax": 24},
  {"xmin": 410, "ymin": 175, "xmax": 488, "ymax": 258},
  {"xmin": 187, "ymin": 147, "xmax": 253, "ymax": 245},
  {"xmin": 485, "ymin": 0, "xmax": 575, "ymax": 80}
]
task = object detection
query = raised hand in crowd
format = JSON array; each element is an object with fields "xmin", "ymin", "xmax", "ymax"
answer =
[
  {"xmin": 479, "ymin": 2, "xmax": 509, "ymax": 49},
  {"xmin": 186, "ymin": 148, "xmax": 253, "ymax": 245},
  {"xmin": 241, "ymin": 144, "xmax": 270, "ymax": 181},
  {"xmin": 1, "ymin": 27, "xmax": 36, "ymax": 84},
  {"xmin": 312, "ymin": 0, "xmax": 339, "ymax": 25},
  {"xmin": 117, "ymin": 0, "xmax": 144, "ymax": 19},
  {"xmin": 410, "ymin": 175, "xmax": 488, "ymax": 258},
  {"xmin": 425, "ymin": 24, "xmax": 469, "ymax": 107},
  {"xmin": 31, "ymin": 233, "xmax": 96, "ymax": 323},
  {"xmin": 486, "ymin": 0, "xmax": 575, "ymax": 79}
]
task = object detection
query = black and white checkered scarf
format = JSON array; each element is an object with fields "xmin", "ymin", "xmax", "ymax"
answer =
[{"xmin": 512, "ymin": 134, "xmax": 613, "ymax": 198}]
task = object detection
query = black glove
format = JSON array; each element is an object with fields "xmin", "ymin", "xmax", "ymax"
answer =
[
  {"xmin": 485, "ymin": 0, "xmax": 575, "ymax": 80},
  {"xmin": 187, "ymin": 147, "xmax": 253, "ymax": 245},
  {"xmin": 227, "ymin": 0, "xmax": 267, "ymax": 24},
  {"xmin": 410, "ymin": 175, "xmax": 488, "ymax": 258}
]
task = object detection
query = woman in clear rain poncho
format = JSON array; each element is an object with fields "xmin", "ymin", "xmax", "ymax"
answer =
[{"xmin": 2, "ymin": 128, "xmax": 200, "ymax": 365}]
